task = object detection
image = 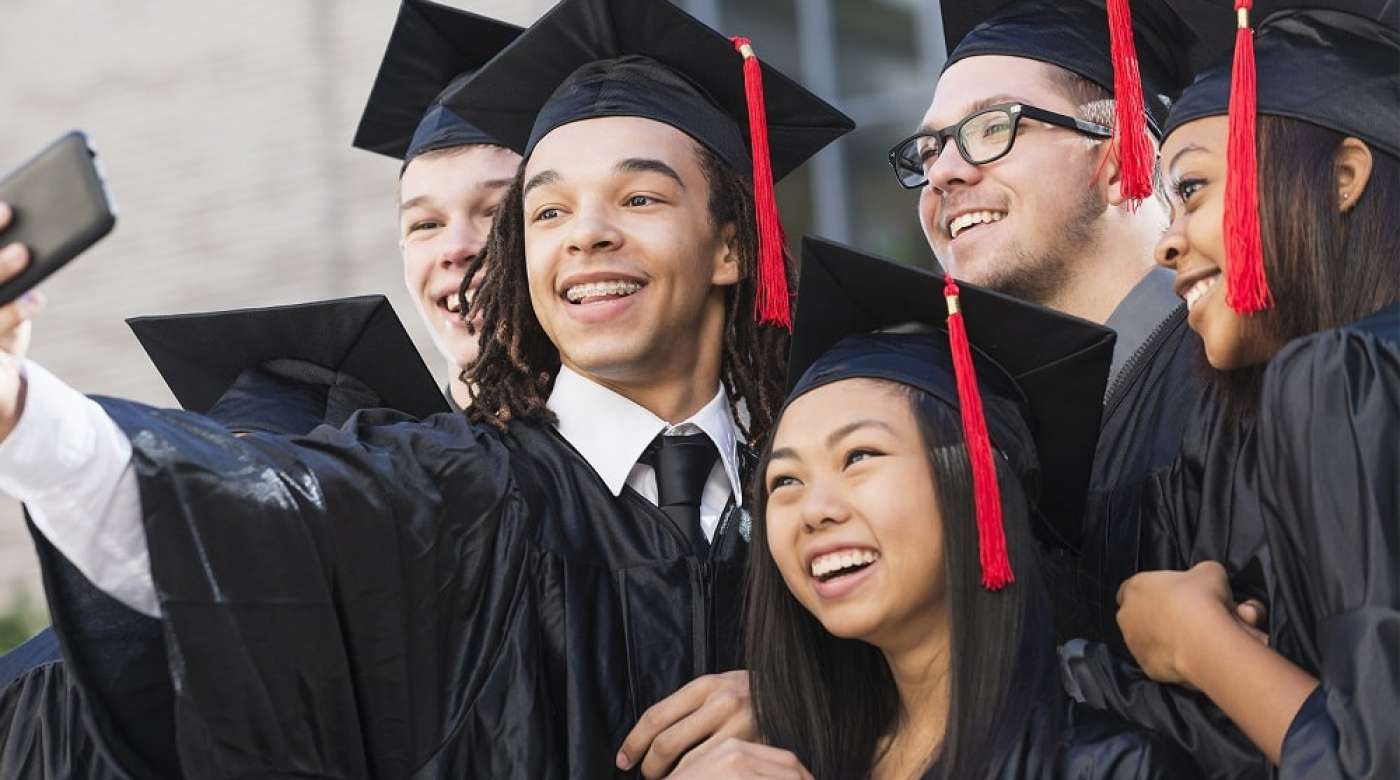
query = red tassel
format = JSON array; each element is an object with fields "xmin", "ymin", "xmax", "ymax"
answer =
[
  {"xmin": 1224, "ymin": 1, "xmax": 1273, "ymax": 314},
  {"xmin": 944, "ymin": 276, "xmax": 1013, "ymax": 591},
  {"xmin": 1106, "ymin": 0, "xmax": 1153, "ymax": 207},
  {"xmin": 731, "ymin": 36, "xmax": 792, "ymax": 330}
]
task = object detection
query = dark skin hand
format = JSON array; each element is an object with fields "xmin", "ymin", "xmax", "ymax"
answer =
[
  {"xmin": 1117, "ymin": 561, "xmax": 1318, "ymax": 764},
  {"xmin": 662, "ymin": 737, "xmax": 812, "ymax": 780},
  {"xmin": 616, "ymin": 670, "xmax": 758, "ymax": 778}
]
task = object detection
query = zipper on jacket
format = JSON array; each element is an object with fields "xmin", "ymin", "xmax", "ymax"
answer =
[{"xmin": 1103, "ymin": 304, "xmax": 1186, "ymax": 416}]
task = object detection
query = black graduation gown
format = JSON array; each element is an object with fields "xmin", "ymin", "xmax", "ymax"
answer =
[
  {"xmin": 28, "ymin": 400, "xmax": 749, "ymax": 779},
  {"xmin": 1065, "ymin": 303, "xmax": 1400, "ymax": 779},
  {"xmin": 1068, "ymin": 303, "xmax": 1212, "ymax": 642},
  {"xmin": 0, "ymin": 364, "xmax": 409, "ymax": 780},
  {"xmin": 983, "ymin": 698, "xmax": 1199, "ymax": 779}
]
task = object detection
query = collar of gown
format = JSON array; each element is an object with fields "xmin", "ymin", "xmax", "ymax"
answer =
[{"xmin": 547, "ymin": 364, "xmax": 744, "ymax": 506}]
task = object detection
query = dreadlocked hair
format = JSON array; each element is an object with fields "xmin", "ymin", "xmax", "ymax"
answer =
[{"xmin": 458, "ymin": 143, "xmax": 792, "ymax": 446}]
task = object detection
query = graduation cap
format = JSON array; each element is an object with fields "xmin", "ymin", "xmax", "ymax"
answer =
[
  {"xmin": 352, "ymin": 0, "xmax": 522, "ymax": 164},
  {"xmin": 440, "ymin": 0, "xmax": 855, "ymax": 329},
  {"xmin": 941, "ymin": 0, "xmax": 1234, "ymax": 204},
  {"xmin": 129, "ymin": 296, "xmax": 451, "ymax": 434},
  {"xmin": 1163, "ymin": 0, "xmax": 1399, "ymax": 315},
  {"xmin": 786, "ymin": 237, "xmax": 1116, "ymax": 589}
]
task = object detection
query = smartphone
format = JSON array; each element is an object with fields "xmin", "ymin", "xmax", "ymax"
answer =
[{"xmin": 0, "ymin": 131, "xmax": 117, "ymax": 306}]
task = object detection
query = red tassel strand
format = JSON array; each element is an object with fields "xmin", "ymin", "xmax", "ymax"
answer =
[
  {"xmin": 1106, "ymin": 0, "xmax": 1154, "ymax": 207},
  {"xmin": 944, "ymin": 276, "xmax": 1013, "ymax": 591},
  {"xmin": 731, "ymin": 36, "xmax": 792, "ymax": 330},
  {"xmin": 1224, "ymin": 1, "xmax": 1273, "ymax": 314}
]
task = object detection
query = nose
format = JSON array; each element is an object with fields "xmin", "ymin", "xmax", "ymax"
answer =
[
  {"xmin": 799, "ymin": 480, "xmax": 852, "ymax": 533},
  {"xmin": 566, "ymin": 201, "xmax": 623, "ymax": 255},
  {"xmin": 1154, "ymin": 215, "xmax": 1187, "ymax": 270},
  {"xmin": 439, "ymin": 220, "xmax": 486, "ymax": 270},
  {"xmin": 926, "ymin": 141, "xmax": 982, "ymax": 197}
]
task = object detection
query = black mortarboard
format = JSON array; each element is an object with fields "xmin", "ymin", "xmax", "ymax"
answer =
[
  {"xmin": 129, "ymin": 296, "xmax": 450, "ymax": 434},
  {"xmin": 941, "ymin": 0, "xmax": 1234, "ymax": 203},
  {"xmin": 440, "ymin": 0, "xmax": 852, "ymax": 180},
  {"xmin": 352, "ymin": 0, "xmax": 521, "ymax": 163},
  {"xmin": 942, "ymin": 1, "xmax": 1223, "ymax": 134},
  {"xmin": 1166, "ymin": 3, "xmax": 1399, "ymax": 158},
  {"xmin": 440, "ymin": 0, "xmax": 854, "ymax": 328},
  {"xmin": 786, "ymin": 237, "xmax": 1116, "ymax": 586},
  {"xmin": 1163, "ymin": 1, "xmax": 1398, "ymax": 315}
]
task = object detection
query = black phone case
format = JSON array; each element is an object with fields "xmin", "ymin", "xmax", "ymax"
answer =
[{"xmin": 0, "ymin": 131, "xmax": 117, "ymax": 305}]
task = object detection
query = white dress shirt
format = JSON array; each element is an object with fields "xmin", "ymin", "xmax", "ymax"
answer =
[
  {"xmin": 547, "ymin": 365, "xmax": 743, "ymax": 542},
  {"xmin": 0, "ymin": 361, "xmax": 745, "ymax": 619}
]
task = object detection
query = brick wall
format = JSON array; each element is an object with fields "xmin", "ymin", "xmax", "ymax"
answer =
[{"xmin": 0, "ymin": 0, "xmax": 553, "ymax": 615}]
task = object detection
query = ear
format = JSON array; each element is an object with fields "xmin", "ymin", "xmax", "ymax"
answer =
[
  {"xmin": 1097, "ymin": 135, "xmax": 1130, "ymax": 207},
  {"xmin": 1334, "ymin": 137, "xmax": 1374, "ymax": 214},
  {"xmin": 711, "ymin": 221, "xmax": 742, "ymax": 287}
]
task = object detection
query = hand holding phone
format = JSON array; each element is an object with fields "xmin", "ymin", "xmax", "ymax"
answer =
[
  {"xmin": 0, "ymin": 131, "xmax": 116, "ymax": 306},
  {"xmin": 0, "ymin": 200, "xmax": 44, "ymax": 443}
]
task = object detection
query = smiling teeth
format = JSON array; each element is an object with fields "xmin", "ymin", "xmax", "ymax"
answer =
[
  {"xmin": 810, "ymin": 549, "xmax": 880, "ymax": 579},
  {"xmin": 949, "ymin": 210, "xmax": 1006, "ymax": 239},
  {"xmin": 565, "ymin": 280, "xmax": 643, "ymax": 303},
  {"xmin": 1184, "ymin": 274, "xmax": 1220, "ymax": 311},
  {"xmin": 444, "ymin": 295, "xmax": 462, "ymax": 313}
]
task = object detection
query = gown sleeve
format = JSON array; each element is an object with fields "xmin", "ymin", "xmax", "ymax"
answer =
[
  {"xmin": 1254, "ymin": 324, "xmax": 1400, "ymax": 780},
  {"xmin": 33, "ymin": 398, "xmax": 526, "ymax": 780},
  {"xmin": 1059, "ymin": 639, "xmax": 1270, "ymax": 779}
]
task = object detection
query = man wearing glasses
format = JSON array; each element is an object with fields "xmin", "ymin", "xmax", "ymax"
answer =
[{"xmin": 892, "ymin": 0, "xmax": 1218, "ymax": 647}]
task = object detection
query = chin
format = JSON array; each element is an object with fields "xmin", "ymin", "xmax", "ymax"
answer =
[
  {"xmin": 559, "ymin": 339, "xmax": 654, "ymax": 378},
  {"xmin": 810, "ymin": 606, "xmax": 883, "ymax": 643}
]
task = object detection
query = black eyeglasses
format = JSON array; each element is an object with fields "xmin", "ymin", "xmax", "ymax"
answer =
[{"xmin": 887, "ymin": 103, "xmax": 1113, "ymax": 189}]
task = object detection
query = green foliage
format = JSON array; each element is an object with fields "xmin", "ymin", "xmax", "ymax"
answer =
[{"xmin": 0, "ymin": 591, "xmax": 47, "ymax": 654}]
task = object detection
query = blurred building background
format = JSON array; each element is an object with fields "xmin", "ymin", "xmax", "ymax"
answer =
[{"xmin": 0, "ymin": 0, "xmax": 943, "ymax": 643}]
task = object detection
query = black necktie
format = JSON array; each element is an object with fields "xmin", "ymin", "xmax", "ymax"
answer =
[{"xmin": 641, "ymin": 433, "xmax": 718, "ymax": 557}]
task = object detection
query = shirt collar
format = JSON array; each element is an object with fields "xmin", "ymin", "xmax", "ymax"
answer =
[{"xmin": 547, "ymin": 365, "xmax": 744, "ymax": 505}]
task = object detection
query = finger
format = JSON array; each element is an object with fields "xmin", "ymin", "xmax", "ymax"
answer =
[
  {"xmin": 0, "ymin": 202, "xmax": 11, "ymax": 231},
  {"xmin": 618, "ymin": 676, "xmax": 715, "ymax": 769},
  {"xmin": 1235, "ymin": 599, "xmax": 1266, "ymax": 627},
  {"xmin": 640, "ymin": 691, "xmax": 746, "ymax": 779},
  {"xmin": 0, "ymin": 242, "xmax": 30, "ymax": 283}
]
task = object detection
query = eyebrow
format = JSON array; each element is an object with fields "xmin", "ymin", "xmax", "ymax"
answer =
[
  {"xmin": 399, "ymin": 194, "xmax": 431, "ymax": 213},
  {"xmin": 399, "ymin": 176, "xmax": 516, "ymax": 214},
  {"xmin": 521, "ymin": 157, "xmax": 688, "ymax": 201},
  {"xmin": 920, "ymin": 94, "xmax": 1031, "ymax": 132},
  {"xmin": 1166, "ymin": 143, "xmax": 1211, "ymax": 176},
  {"xmin": 615, "ymin": 157, "xmax": 686, "ymax": 188},
  {"xmin": 766, "ymin": 419, "xmax": 897, "ymax": 464},
  {"xmin": 522, "ymin": 169, "xmax": 560, "ymax": 199}
]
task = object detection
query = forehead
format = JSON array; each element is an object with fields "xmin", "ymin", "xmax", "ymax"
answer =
[
  {"xmin": 1161, "ymin": 115, "xmax": 1229, "ymax": 164},
  {"xmin": 525, "ymin": 116, "xmax": 703, "ymax": 178},
  {"xmin": 774, "ymin": 379, "xmax": 911, "ymax": 444},
  {"xmin": 400, "ymin": 145, "xmax": 521, "ymax": 202},
  {"xmin": 923, "ymin": 55, "xmax": 1067, "ymax": 127}
]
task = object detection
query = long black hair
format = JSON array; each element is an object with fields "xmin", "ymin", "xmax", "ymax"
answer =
[
  {"xmin": 745, "ymin": 382, "xmax": 1062, "ymax": 779},
  {"xmin": 1208, "ymin": 116, "xmax": 1400, "ymax": 415},
  {"xmin": 458, "ymin": 143, "xmax": 791, "ymax": 444}
]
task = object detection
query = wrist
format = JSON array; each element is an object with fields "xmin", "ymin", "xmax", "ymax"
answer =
[
  {"xmin": 1173, "ymin": 604, "xmax": 1242, "ymax": 687},
  {"xmin": 0, "ymin": 369, "xmax": 27, "ymax": 443}
]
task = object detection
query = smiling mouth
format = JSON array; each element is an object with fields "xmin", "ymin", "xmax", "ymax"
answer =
[
  {"xmin": 1183, "ymin": 272, "xmax": 1221, "ymax": 312},
  {"xmin": 810, "ymin": 548, "xmax": 881, "ymax": 582},
  {"xmin": 947, "ymin": 210, "xmax": 1007, "ymax": 240},
  {"xmin": 563, "ymin": 279, "xmax": 646, "ymax": 305},
  {"xmin": 440, "ymin": 294, "xmax": 463, "ymax": 315}
]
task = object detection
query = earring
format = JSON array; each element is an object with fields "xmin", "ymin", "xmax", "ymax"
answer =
[{"xmin": 1342, "ymin": 191, "xmax": 1351, "ymax": 200}]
